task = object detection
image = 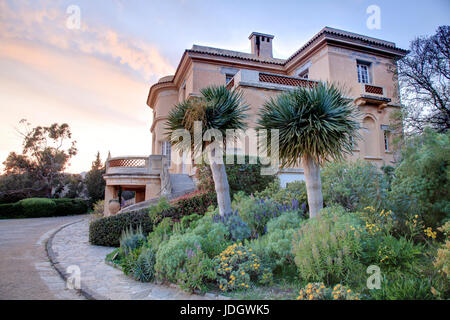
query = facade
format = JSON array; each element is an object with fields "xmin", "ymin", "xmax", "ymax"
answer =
[
  {"xmin": 147, "ymin": 27, "xmax": 407, "ymax": 185},
  {"xmin": 104, "ymin": 27, "xmax": 408, "ymax": 215}
]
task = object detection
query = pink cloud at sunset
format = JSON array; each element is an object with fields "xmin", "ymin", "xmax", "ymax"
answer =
[{"xmin": 0, "ymin": 0, "xmax": 175, "ymax": 173}]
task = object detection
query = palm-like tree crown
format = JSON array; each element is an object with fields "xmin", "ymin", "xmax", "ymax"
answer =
[
  {"xmin": 257, "ymin": 83, "xmax": 360, "ymax": 166},
  {"xmin": 166, "ymin": 86, "xmax": 249, "ymax": 155}
]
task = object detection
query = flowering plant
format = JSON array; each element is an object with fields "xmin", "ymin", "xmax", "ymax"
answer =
[{"xmin": 214, "ymin": 243, "xmax": 272, "ymax": 291}]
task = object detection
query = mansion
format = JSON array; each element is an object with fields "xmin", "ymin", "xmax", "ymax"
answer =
[{"xmin": 103, "ymin": 27, "xmax": 407, "ymax": 214}]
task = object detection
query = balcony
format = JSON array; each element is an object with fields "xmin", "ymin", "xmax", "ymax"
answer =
[
  {"xmin": 105, "ymin": 155, "xmax": 168, "ymax": 177},
  {"xmin": 226, "ymin": 69, "xmax": 319, "ymax": 91},
  {"xmin": 356, "ymin": 83, "xmax": 391, "ymax": 111}
]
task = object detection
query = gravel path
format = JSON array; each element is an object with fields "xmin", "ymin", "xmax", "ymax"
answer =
[{"xmin": 0, "ymin": 215, "xmax": 86, "ymax": 300}]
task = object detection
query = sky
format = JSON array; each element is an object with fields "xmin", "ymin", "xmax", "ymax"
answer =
[{"xmin": 0, "ymin": 0, "xmax": 449, "ymax": 173}]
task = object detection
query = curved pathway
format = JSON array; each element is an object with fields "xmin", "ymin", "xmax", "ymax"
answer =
[
  {"xmin": 0, "ymin": 215, "xmax": 86, "ymax": 300},
  {"xmin": 51, "ymin": 218, "xmax": 226, "ymax": 300}
]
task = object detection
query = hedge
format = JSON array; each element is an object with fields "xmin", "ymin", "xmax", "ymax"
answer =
[
  {"xmin": 89, "ymin": 190, "xmax": 217, "ymax": 247},
  {"xmin": 0, "ymin": 198, "xmax": 89, "ymax": 219},
  {"xmin": 89, "ymin": 208, "xmax": 153, "ymax": 247}
]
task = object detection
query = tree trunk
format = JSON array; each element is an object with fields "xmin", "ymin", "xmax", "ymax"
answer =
[
  {"xmin": 302, "ymin": 154, "xmax": 323, "ymax": 218},
  {"xmin": 208, "ymin": 150, "xmax": 232, "ymax": 216}
]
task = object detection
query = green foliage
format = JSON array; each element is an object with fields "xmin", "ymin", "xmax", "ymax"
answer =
[
  {"xmin": 214, "ymin": 243, "xmax": 272, "ymax": 292},
  {"xmin": 0, "ymin": 197, "xmax": 88, "ymax": 219},
  {"xmin": 0, "ymin": 202, "xmax": 24, "ymax": 218},
  {"xmin": 190, "ymin": 215, "xmax": 229, "ymax": 257},
  {"xmin": 180, "ymin": 214, "xmax": 202, "ymax": 229},
  {"xmin": 169, "ymin": 190, "xmax": 217, "ymax": 219},
  {"xmin": 256, "ymin": 83, "xmax": 360, "ymax": 166},
  {"xmin": 321, "ymin": 160, "xmax": 388, "ymax": 211},
  {"xmin": 369, "ymin": 274, "xmax": 433, "ymax": 300},
  {"xmin": 19, "ymin": 198, "xmax": 56, "ymax": 217},
  {"xmin": 231, "ymin": 193, "xmax": 302, "ymax": 238},
  {"xmin": 84, "ymin": 152, "xmax": 105, "ymax": 204},
  {"xmin": 177, "ymin": 247, "xmax": 216, "ymax": 293},
  {"xmin": 133, "ymin": 247, "xmax": 156, "ymax": 282},
  {"xmin": 89, "ymin": 191, "xmax": 215, "ymax": 247},
  {"xmin": 213, "ymin": 210, "xmax": 251, "ymax": 242},
  {"xmin": 196, "ymin": 156, "xmax": 275, "ymax": 198},
  {"xmin": 250, "ymin": 211, "xmax": 304, "ymax": 276},
  {"xmin": 3, "ymin": 120, "xmax": 77, "ymax": 198},
  {"xmin": 53, "ymin": 198, "xmax": 88, "ymax": 216},
  {"xmin": 89, "ymin": 208, "xmax": 153, "ymax": 247},
  {"xmin": 119, "ymin": 225, "xmax": 146, "ymax": 256},
  {"xmin": 166, "ymin": 86, "xmax": 249, "ymax": 156},
  {"xmin": 148, "ymin": 197, "xmax": 171, "ymax": 223},
  {"xmin": 361, "ymin": 233, "xmax": 423, "ymax": 274},
  {"xmin": 292, "ymin": 206, "xmax": 365, "ymax": 286},
  {"xmin": 389, "ymin": 129, "xmax": 450, "ymax": 228},
  {"xmin": 254, "ymin": 179, "xmax": 308, "ymax": 206},
  {"xmin": 154, "ymin": 233, "xmax": 204, "ymax": 283}
]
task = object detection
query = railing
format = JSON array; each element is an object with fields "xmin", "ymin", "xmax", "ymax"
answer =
[
  {"xmin": 108, "ymin": 157, "xmax": 147, "ymax": 168},
  {"xmin": 364, "ymin": 84, "xmax": 384, "ymax": 95},
  {"xmin": 228, "ymin": 69, "xmax": 319, "ymax": 91},
  {"xmin": 259, "ymin": 73, "xmax": 317, "ymax": 88}
]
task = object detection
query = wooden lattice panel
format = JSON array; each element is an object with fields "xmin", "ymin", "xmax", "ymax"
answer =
[
  {"xmin": 109, "ymin": 158, "xmax": 146, "ymax": 168},
  {"xmin": 259, "ymin": 73, "xmax": 317, "ymax": 88},
  {"xmin": 365, "ymin": 85, "xmax": 383, "ymax": 95}
]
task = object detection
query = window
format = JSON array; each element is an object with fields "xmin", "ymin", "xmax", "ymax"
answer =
[
  {"xmin": 381, "ymin": 125, "xmax": 391, "ymax": 152},
  {"xmin": 299, "ymin": 69, "xmax": 309, "ymax": 79},
  {"xmin": 161, "ymin": 141, "xmax": 172, "ymax": 167},
  {"xmin": 225, "ymin": 74, "xmax": 234, "ymax": 84},
  {"xmin": 357, "ymin": 62, "xmax": 371, "ymax": 84},
  {"xmin": 384, "ymin": 131, "xmax": 389, "ymax": 152}
]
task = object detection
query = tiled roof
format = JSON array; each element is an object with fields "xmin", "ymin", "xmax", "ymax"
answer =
[
  {"xmin": 188, "ymin": 45, "xmax": 286, "ymax": 65},
  {"xmin": 286, "ymin": 27, "xmax": 408, "ymax": 63}
]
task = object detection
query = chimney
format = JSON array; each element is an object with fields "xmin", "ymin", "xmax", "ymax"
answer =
[{"xmin": 249, "ymin": 32, "xmax": 274, "ymax": 58}]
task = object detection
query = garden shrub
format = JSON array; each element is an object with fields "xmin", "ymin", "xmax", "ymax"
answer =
[
  {"xmin": 369, "ymin": 274, "xmax": 433, "ymax": 300},
  {"xmin": 321, "ymin": 160, "xmax": 389, "ymax": 212},
  {"xmin": 19, "ymin": 198, "xmax": 56, "ymax": 217},
  {"xmin": 213, "ymin": 210, "xmax": 251, "ymax": 242},
  {"xmin": 133, "ymin": 247, "xmax": 156, "ymax": 282},
  {"xmin": 0, "ymin": 202, "xmax": 24, "ymax": 218},
  {"xmin": 250, "ymin": 211, "xmax": 304, "ymax": 276},
  {"xmin": 292, "ymin": 205, "xmax": 365, "ymax": 286},
  {"xmin": 0, "ymin": 198, "xmax": 88, "ymax": 219},
  {"xmin": 389, "ymin": 128, "xmax": 450, "ymax": 229},
  {"xmin": 431, "ymin": 221, "xmax": 450, "ymax": 299},
  {"xmin": 169, "ymin": 190, "xmax": 217, "ymax": 219},
  {"xmin": 89, "ymin": 208, "xmax": 152, "ymax": 247},
  {"xmin": 53, "ymin": 198, "xmax": 88, "ymax": 216},
  {"xmin": 296, "ymin": 283, "xmax": 360, "ymax": 300},
  {"xmin": 190, "ymin": 215, "xmax": 229, "ymax": 257},
  {"xmin": 231, "ymin": 193, "xmax": 301, "ymax": 238},
  {"xmin": 196, "ymin": 156, "xmax": 275, "ymax": 198},
  {"xmin": 154, "ymin": 233, "xmax": 204, "ymax": 283},
  {"xmin": 90, "ymin": 190, "xmax": 216, "ymax": 247},
  {"xmin": 214, "ymin": 243, "xmax": 272, "ymax": 292},
  {"xmin": 254, "ymin": 179, "xmax": 308, "ymax": 207},
  {"xmin": 176, "ymin": 247, "xmax": 216, "ymax": 293},
  {"xmin": 119, "ymin": 226, "xmax": 146, "ymax": 256}
]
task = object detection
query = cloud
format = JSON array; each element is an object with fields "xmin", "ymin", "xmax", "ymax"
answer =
[{"xmin": 0, "ymin": 0, "xmax": 175, "ymax": 81}]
